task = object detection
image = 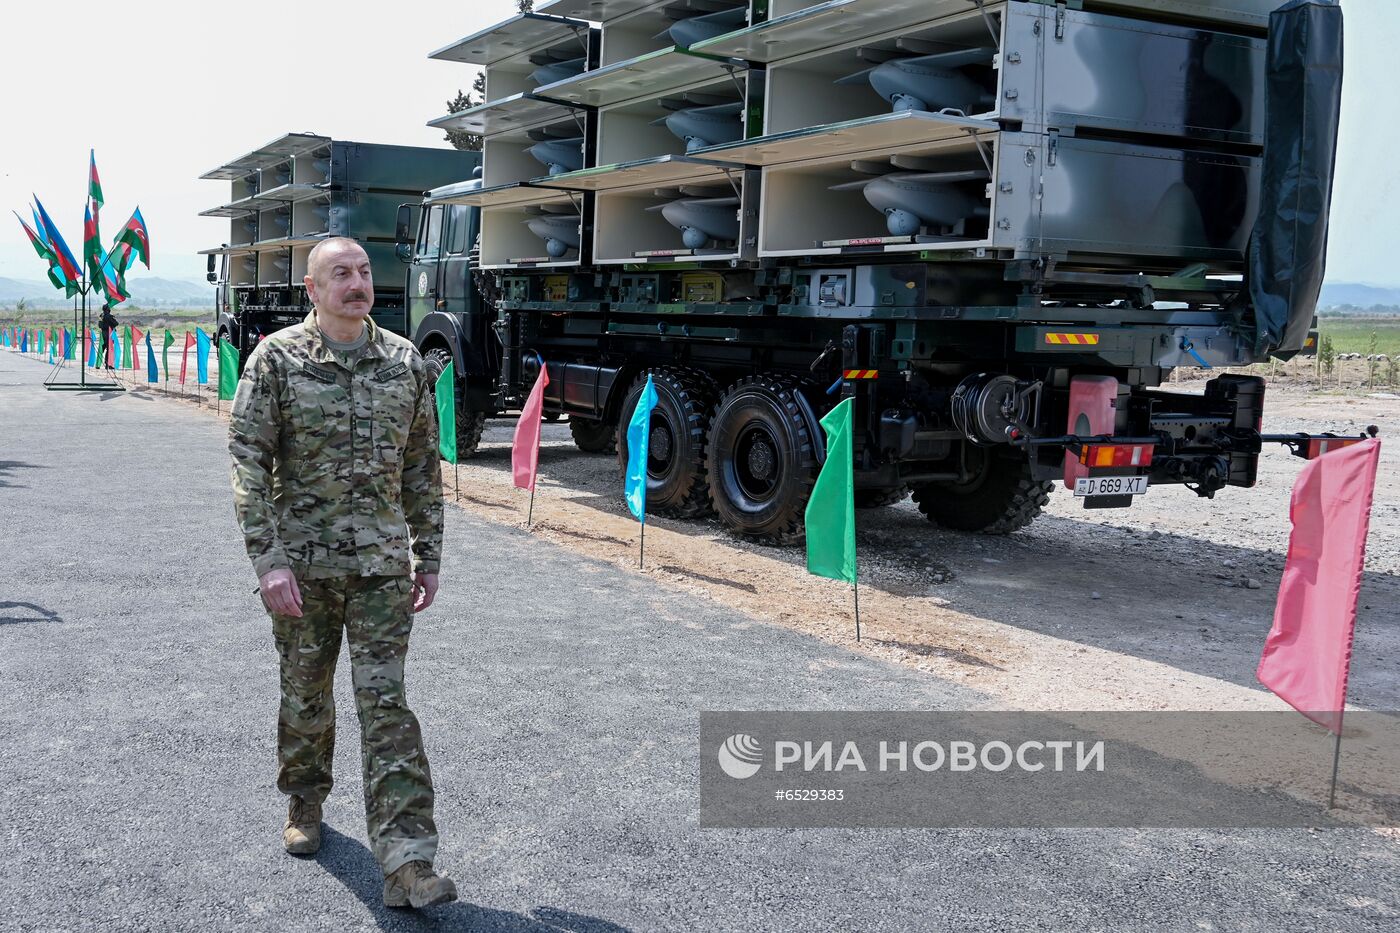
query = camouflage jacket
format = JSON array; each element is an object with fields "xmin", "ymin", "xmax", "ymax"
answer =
[{"xmin": 228, "ymin": 310, "xmax": 443, "ymax": 579}]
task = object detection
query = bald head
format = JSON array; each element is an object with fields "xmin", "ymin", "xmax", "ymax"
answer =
[
  {"xmin": 306, "ymin": 237, "xmax": 368, "ymax": 286},
  {"xmin": 303, "ymin": 237, "xmax": 374, "ymax": 337}
]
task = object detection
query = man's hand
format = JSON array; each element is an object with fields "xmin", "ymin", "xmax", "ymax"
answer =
[
  {"xmin": 411, "ymin": 572, "xmax": 439, "ymax": 613},
  {"xmin": 259, "ymin": 568, "xmax": 304, "ymax": 618}
]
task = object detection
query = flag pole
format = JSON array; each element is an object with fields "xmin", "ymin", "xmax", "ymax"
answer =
[
  {"xmin": 853, "ymin": 574, "xmax": 861, "ymax": 643},
  {"xmin": 454, "ymin": 462, "xmax": 459, "ymax": 499},
  {"xmin": 639, "ymin": 521, "xmax": 646, "ymax": 570},
  {"xmin": 1327, "ymin": 726, "xmax": 1343, "ymax": 809},
  {"xmin": 527, "ymin": 486, "xmax": 536, "ymax": 527}
]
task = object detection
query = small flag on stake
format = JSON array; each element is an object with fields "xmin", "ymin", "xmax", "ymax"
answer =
[
  {"xmin": 624, "ymin": 374, "xmax": 658, "ymax": 567},
  {"xmin": 218, "ymin": 339, "xmax": 238, "ymax": 400},
  {"xmin": 805, "ymin": 396, "xmax": 860, "ymax": 639}
]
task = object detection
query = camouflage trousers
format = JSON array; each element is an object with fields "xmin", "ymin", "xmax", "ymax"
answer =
[{"xmin": 269, "ymin": 574, "xmax": 437, "ymax": 875}]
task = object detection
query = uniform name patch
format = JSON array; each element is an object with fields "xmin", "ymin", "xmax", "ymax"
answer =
[
  {"xmin": 375, "ymin": 363, "xmax": 409, "ymax": 382},
  {"xmin": 301, "ymin": 364, "xmax": 338, "ymax": 384}
]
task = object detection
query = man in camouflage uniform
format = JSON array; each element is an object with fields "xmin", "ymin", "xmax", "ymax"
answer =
[{"xmin": 228, "ymin": 237, "xmax": 456, "ymax": 909}]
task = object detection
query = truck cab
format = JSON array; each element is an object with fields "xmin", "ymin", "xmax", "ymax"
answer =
[{"xmin": 400, "ymin": 176, "xmax": 503, "ymax": 457}]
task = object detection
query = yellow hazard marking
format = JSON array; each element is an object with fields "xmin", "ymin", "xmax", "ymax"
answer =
[
  {"xmin": 1045, "ymin": 332, "xmax": 1101, "ymax": 346},
  {"xmin": 843, "ymin": 369, "xmax": 878, "ymax": 379}
]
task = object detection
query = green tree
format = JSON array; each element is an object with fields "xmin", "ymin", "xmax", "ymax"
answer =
[
  {"xmin": 1368, "ymin": 330, "xmax": 1379, "ymax": 388},
  {"xmin": 1319, "ymin": 333, "xmax": 1336, "ymax": 379},
  {"xmin": 15, "ymin": 297, "xmax": 28, "ymax": 313},
  {"xmin": 1386, "ymin": 356, "xmax": 1398, "ymax": 388}
]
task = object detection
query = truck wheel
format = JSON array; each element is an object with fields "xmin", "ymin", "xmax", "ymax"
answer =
[
  {"xmin": 855, "ymin": 485, "xmax": 910, "ymax": 509},
  {"xmin": 615, "ymin": 367, "xmax": 717, "ymax": 518},
  {"xmin": 570, "ymin": 417, "xmax": 617, "ymax": 454},
  {"xmin": 707, "ymin": 375, "xmax": 820, "ymax": 544},
  {"xmin": 910, "ymin": 448, "xmax": 1052, "ymax": 534},
  {"xmin": 423, "ymin": 347, "xmax": 485, "ymax": 460}
]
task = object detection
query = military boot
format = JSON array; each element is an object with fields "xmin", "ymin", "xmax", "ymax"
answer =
[
  {"xmin": 282, "ymin": 795, "xmax": 322, "ymax": 856},
  {"xmin": 383, "ymin": 860, "xmax": 458, "ymax": 909}
]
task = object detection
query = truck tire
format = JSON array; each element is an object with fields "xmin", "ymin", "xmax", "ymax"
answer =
[
  {"xmin": 910, "ymin": 448, "xmax": 1052, "ymax": 534},
  {"xmin": 707, "ymin": 375, "xmax": 820, "ymax": 544},
  {"xmin": 855, "ymin": 485, "xmax": 910, "ymax": 509},
  {"xmin": 423, "ymin": 347, "xmax": 485, "ymax": 460},
  {"xmin": 570, "ymin": 417, "xmax": 617, "ymax": 454},
  {"xmin": 614, "ymin": 367, "xmax": 717, "ymax": 518}
]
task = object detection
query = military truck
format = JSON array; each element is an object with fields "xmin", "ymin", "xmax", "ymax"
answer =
[
  {"xmin": 199, "ymin": 133, "xmax": 479, "ymax": 359},
  {"xmin": 205, "ymin": 0, "xmax": 1354, "ymax": 544},
  {"xmin": 397, "ymin": 0, "xmax": 1350, "ymax": 542}
]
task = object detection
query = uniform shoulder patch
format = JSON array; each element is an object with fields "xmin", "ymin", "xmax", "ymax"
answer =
[{"xmin": 375, "ymin": 362, "xmax": 410, "ymax": 381}]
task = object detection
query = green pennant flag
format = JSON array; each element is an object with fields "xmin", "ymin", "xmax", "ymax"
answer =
[
  {"xmin": 120, "ymin": 325, "xmax": 133, "ymax": 369},
  {"xmin": 804, "ymin": 397, "xmax": 856, "ymax": 584},
  {"xmin": 435, "ymin": 360, "xmax": 457, "ymax": 464},
  {"xmin": 218, "ymin": 339, "xmax": 239, "ymax": 400},
  {"xmin": 162, "ymin": 329, "xmax": 174, "ymax": 380}
]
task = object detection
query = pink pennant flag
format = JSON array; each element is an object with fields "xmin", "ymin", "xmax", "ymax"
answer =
[
  {"xmin": 1257, "ymin": 439, "xmax": 1381, "ymax": 733},
  {"xmin": 511, "ymin": 362, "xmax": 551, "ymax": 491}
]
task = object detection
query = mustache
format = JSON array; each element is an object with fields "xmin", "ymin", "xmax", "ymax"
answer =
[{"xmin": 344, "ymin": 292, "xmax": 370, "ymax": 302}]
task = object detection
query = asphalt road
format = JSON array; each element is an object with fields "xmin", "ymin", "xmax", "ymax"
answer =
[{"xmin": 2, "ymin": 351, "xmax": 1398, "ymax": 932}]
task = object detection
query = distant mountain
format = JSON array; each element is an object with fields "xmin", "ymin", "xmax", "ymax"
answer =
[
  {"xmin": 0, "ymin": 275, "xmax": 210, "ymax": 308},
  {"xmin": 1318, "ymin": 283, "xmax": 1400, "ymax": 310}
]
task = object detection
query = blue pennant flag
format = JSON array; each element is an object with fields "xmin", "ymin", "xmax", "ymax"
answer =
[
  {"xmin": 624, "ymin": 374, "xmax": 658, "ymax": 523},
  {"xmin": 87, "ymin": 329, "xmax": 98, "ymax": 367},
  {"xmin": 195, "ymin": 328, "xmax": 211, "ymax": 384},
  {"xmin": 145, "ymin": 332, "xmax": 158, "ymax": 382}
]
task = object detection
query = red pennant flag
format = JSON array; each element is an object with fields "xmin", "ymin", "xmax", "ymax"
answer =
[
  {"xmin": 511, "ymin": 362, "xmax": 551, "ymax": 491},
  {"xmin": 131, "ymin": 325, "xmax": 144, "ymax": 370},
  {"xmin": 107, "ymin": 330, "xmax": 116, "ymax": 368},
  {"xmin": 180, "ymin": 331, "xmax": 196, "ymax": 384},
  {"xmin": 1257, "ymin": 439, "xmax": 1382, "ymax": 733}
]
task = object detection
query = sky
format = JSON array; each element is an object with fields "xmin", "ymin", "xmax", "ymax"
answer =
[{"xmin": 0, "ymin": 0, "xmax": 1394, "ymax": 287}]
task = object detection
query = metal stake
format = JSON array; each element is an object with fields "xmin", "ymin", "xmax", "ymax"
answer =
[
  {"xmin": 527, "ymin": 486, "xmax": 536, "ymax": 527},
  {"xmin": 639, "ymin": 521, "xmax": 646, "ymax": 570},
  {"xmin": 1328, "ymin": 726, "xmax": 1343, "ymax": 809},
  {"xmin": 853, "ymin": 576, "xmax": 862, "ymax": 642}
]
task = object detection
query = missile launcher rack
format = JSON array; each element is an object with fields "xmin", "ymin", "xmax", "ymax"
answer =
[
  {"xmin": 430, "ymin": 0, "xmax": 1274, "ymax": 274},
  {"xmin": 199, "ymin": 133, "xmax": 477, "ymax": 335}
]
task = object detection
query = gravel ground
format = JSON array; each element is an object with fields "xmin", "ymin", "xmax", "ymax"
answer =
[{"xmin": 3, "ymin": 350, "xmax": 1400, "ymax": 932}]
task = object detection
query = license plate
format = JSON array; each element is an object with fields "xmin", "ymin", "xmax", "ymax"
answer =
[{"xmin": 1075, "ymin": 475, "xmax": 1149, "ymax": 497}]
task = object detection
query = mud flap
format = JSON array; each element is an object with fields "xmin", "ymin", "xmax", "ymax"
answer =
[{"xmin": 1063, "ymin": 375, "xmax": 1118, "ymax": 489}]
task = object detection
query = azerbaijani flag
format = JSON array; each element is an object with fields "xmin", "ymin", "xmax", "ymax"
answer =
[
  {"xmin": 84, "ymin": 203, "xmax": 102, "ymax": 288},
  {"xmin": 32, "ymin": 197, "xmax": 83, "ymax": 288},
  {"xmin": 113, "ymin": 207, "xmax": 150, "ymax": 269},
  {"xmin": 89, "ymin": 150, "xmax": 104, "ymax": 212},
  {"xmin": 14, "ymin": 210, "xmax": 74, "ymax": 295}
]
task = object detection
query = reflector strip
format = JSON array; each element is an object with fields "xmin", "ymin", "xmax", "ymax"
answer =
[
  {"xmin": 1079, "ymin": 443, "xmax": 1156, "ymax": 468},
  {"xmin": 1045, "ymin": 332, "xmax": 1101, "ymax": 346},
  {"xmin": 843, "ymin": 369, "xmax": 878, "ymax": 379},
  {"xmin": 1305, "ymin": 437, "xmax": 1361, "ymax": 460}
]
